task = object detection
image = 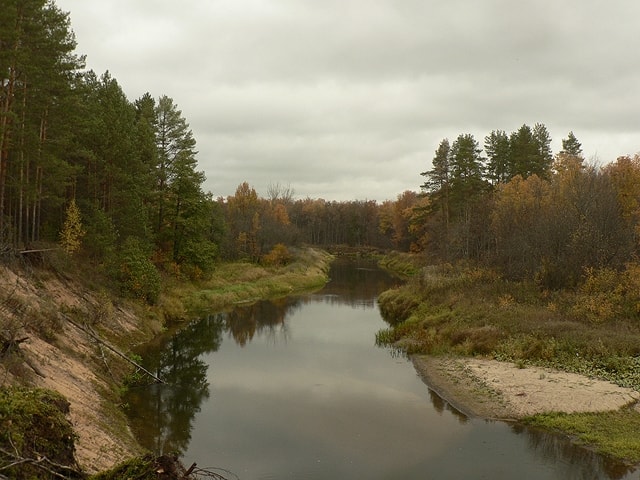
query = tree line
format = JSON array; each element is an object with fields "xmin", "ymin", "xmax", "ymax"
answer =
[
  {"xmin": 417, "ymin": 127, "xmax": 640, "ymax": 290},
  {"xmin": 0, "ymin": 1, "xmax": 217, "ymax": 300},
  {"xmin": 3, "ymin": 0, "xmax": 639, "ymax": 301}
]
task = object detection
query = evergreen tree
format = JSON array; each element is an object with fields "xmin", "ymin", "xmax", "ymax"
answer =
[
  {"xmin": 448, "ymin": 133, "xmax": 486, "ymax": 209},
  {"xmin": 420, "ymin": 139, "xmax": 451, "ymax": 254},
  {"xmin": 0, "ymin": 0, "xmax": 84, "ymax": 248},
  {"xmin": 154, "ymin": 95, "xmax": 197, "ymax": 240},
  {"xmin": 561, "ymin": 131, "xmax": 583, "ymax": 157},
  {"xmin": 509, "ymin": 123, "xmax": 553, "ymax": 180},
  {"xmin": 532, "ymin": 122, "xmax": 553, "ymax": 177},
  {"xmin": 484, "ymin": 129, "xmax": 510, "ymax": 184}
]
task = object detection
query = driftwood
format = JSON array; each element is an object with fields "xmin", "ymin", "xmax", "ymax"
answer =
[{"xmin": 61, "ymin": 314, "xmax": 165, "ymax": 384}]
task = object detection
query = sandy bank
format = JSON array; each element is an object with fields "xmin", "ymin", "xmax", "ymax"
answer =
[{"xmin": 412, "ymin": 355, "xmax": 640, "ymax": 421}]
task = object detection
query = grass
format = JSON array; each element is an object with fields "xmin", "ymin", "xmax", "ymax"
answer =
[
  {"xmin": 378, "ymin": 250, "xmax": 424, "ymax": 278},
  {"xmin": 160, "ymin": 247, "xmax": 333, "ymax": 320},
  {"xmin": 524, "ymin": 407, "xmax": 640, "ymax": 463},
  {"xmin": 376, "ymin": 254, "xmax": 640, "ymax": 464},
  {"xmin": 376, "ymin": 261, "xmax": 640, "ymax": 387}
]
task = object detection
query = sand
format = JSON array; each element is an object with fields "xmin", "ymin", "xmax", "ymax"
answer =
[{"xmin": 412, "ymin": 355, "xmax": 640, "ymax": 420}]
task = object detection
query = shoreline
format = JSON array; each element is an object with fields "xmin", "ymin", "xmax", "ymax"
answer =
[{"xmin": 411, "ymin": 355, "xmax": 640, "ymax": 421}]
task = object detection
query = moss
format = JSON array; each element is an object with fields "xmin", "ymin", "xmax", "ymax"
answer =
[{"xmin": 0, "ymin": 387, "xmax": 81, "ymax": 479}]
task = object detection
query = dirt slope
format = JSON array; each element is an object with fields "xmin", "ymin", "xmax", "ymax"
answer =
[{"xmin": 1, "ymin": 263, "xmax": 155, "ymax": 473}]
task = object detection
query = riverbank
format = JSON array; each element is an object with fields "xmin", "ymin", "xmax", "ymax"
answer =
[
  {"xmin": 412, "ymin": 355, "xmax": 640, "ymax": 420},
  {"xmin": 0, "ymin": 247, "xmax": 333, "ymax": 476},
  {"xmin": 375, "ymin": 253, "xmax": 640, "ymax": 464}
]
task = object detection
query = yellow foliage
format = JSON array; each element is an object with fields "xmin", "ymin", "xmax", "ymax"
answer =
[
  {"xmin": 491, "ymin": 174, "xmax": 551, "ymax": 237},
  {"xmin": 262, "ymin": 243, "xmax": 292, "ymax": 267},
  {"xmin": 59, "ymin": 199, "xmax": 85, "ymax": 254}
]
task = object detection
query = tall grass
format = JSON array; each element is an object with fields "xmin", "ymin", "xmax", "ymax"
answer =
[
  {"xmin": 376, "ymin": 259, "xmax": 640, "ymax": 390},
  {"xmin": 158, "ymin": 247, "xmax": 333, "ymax": 321}
]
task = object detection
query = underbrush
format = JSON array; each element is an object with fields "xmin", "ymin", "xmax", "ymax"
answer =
[
  {"xmin": 376, "ymin": 259, "xmax": 640, "ymax": 390},
  {"xmin": 378, "ymin": 251, "xmax": 424, "ymax": 278},
  {"xmin": 0, "ymin": 387, "xmax": 81, "ymax": 479},
  {"xmin": 376, "ymin": 256, "xmax": 640, "ymax": 464}
]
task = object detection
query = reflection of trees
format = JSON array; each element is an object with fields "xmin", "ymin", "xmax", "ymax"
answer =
[
  {"xmin": 226, "ymin": 297, "xmax": 300, "ymax": 346},
  {"xmin": 126, "ymin": 315, "xmax": 225, "ymax": 455},
  {"xmin": 320, "ymin": 259, "xmax": 401, "ymax": 308},
  {"xmin": 427, "ymin": 389, "xmax": 469, "ymax": 424},
  {"xmin": 512, "ymin": 423, "xmax": 635, "ymax": 479}
]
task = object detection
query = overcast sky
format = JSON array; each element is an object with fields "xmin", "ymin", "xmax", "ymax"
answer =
[{"xmin": 55, "ymin": 0, "xmax": 640, "ymax": 202}]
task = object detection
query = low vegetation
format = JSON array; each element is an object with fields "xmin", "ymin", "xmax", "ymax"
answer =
[
  {"xmin": 0, "ymin": 387, "xmax": 81, "ymax": 480},
  {"xmin": 523, "ymin": 408, "xmax": 640, "ymax": 464},
  {"xmin": 157, "ymin": 246, "xmax": 332, "ymax": 321},
  {"xmin": 376, "ymin": 256, "xmax": 640, "ymax": 463}
]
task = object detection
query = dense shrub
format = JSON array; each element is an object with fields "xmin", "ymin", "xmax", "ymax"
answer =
[
  {"xmin": 111, "ymin": 237, "xmax": 161, "ymax": 304},
  {"xmin": 262, "ymin": 243, "xmax": 292, "ymax": 267}
]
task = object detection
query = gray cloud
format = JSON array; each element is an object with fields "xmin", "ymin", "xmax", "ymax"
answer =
[{"xmin": 57, "ymin": 0, "xmax": 640, "ymax": 201}]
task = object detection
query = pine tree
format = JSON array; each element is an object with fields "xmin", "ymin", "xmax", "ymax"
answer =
[
  {"xmin": 420, "ymin": 139, "xmax": 451, "ymax": 250},
  {"xmin": 484, "ymin": 130, "xmax": 510, "ymax": 184},
  {"xmin": 154, "ymin": 95, "xmax": 197, "ymax": 239},
  {"xmin": 0, "ymin": 0, "xmax": 83, "ymax": 248},
  {"xmin": 509, "ymin": 123, "xmax": 553, "ymax": 180},
  {"xmin": 561, "ymin": 131, "xmax": 583, "ymax": 157}
]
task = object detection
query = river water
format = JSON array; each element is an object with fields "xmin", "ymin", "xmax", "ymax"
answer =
[{"xmin": 126, "ymin": 259, "xmax": 637, "ymax": 479}]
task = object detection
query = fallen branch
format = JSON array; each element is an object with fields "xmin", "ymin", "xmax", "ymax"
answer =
[
  {"xmin": 62, "ymin": 313, "xmax": 165, "ymax": 384},
  {"xmin": 188, "ymin": 465, "xmax": 239, "ymax": 480},
  {"xmin": 0, "ymin": 446, "xmax": 84, "ymax": 479}
]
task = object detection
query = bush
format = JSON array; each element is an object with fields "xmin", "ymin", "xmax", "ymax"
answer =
[
  {"xmin": 571, "ymin": 267, "xmax": 624, "ymax": 323},
  {"xmin": 262, "ymin": 243, "xmax": 292, "ymax": 267},
  {"xmin": 111, "ymin": 237, "xmax": 161, "ymax": 304}
]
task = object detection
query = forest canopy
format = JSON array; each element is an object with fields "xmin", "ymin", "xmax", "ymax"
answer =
[{"xmin": 2, "ymin": 0, "xmax": 640, "ymax": 299}]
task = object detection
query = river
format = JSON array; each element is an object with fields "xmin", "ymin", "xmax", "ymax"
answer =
[{"xmin": 126, "ymin": 258, "xmax": 637, "ymax": 479}]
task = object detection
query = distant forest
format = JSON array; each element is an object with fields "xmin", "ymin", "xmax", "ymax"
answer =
[{"xmin": 3, "ymin": 1, "xmax": 640, "ymax": 301}]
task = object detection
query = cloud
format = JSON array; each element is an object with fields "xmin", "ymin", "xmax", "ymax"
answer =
[{"xmin": 56, "ymin": 0, "xmax": 640, "ymax": 201}]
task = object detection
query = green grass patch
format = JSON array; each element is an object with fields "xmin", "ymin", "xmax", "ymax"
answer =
[
  {"xmin": 378, "ymin": 251, "xmax": 424, "ymax": 278},
  {"xmin": 158, "ymin": 247, "xmax": 333, "ymax": 320},
  {"xmin": 524, "ymin": 407, "xmax": 640, "ymax": 463}
]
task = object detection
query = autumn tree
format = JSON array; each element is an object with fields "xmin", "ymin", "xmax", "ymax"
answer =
[
  {"xmin": 59, "ymin": 198, "xmax": 85, "ymax": 254},
  {"xmin": 227, "ymin": 182, "xmax": 261, "ymax": 260},
  {"xmin": 603, "ymin": 155, "xmax": 640, "ymax": 249},
  {"xmin": 378, "ymin": 191, "xmax": 420, "ymax": 251},
  {"xmin": 490, "ymin": 174, "xmax": 551, "ymax": 278}
]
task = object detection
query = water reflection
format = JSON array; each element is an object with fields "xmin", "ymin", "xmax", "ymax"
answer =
[
  {"xmin": 226, "ymin": 297, "xmax": 298, "ymax": 346},
  {"xmin": 127, "ymin": 315, "xmax": 224, "ymax": 454},
  {"xmin": 126, "ymin": 259, "xmax": 638, "ymax": 479},
  {"xmin": 319, "ymin": 257, "xmax": 402, "ymax": 307},
  {"xmin": 512, "ymin": 423, "xmax": 636, "ymax": 480},
  {"xmin": 428, "ymin": 388, "xmax": 469, "ymax": 424}
]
